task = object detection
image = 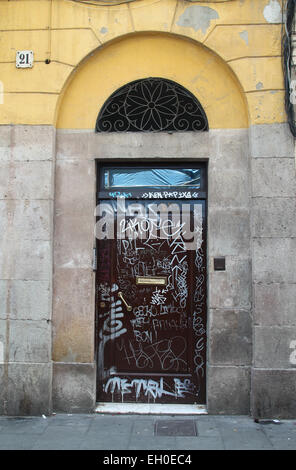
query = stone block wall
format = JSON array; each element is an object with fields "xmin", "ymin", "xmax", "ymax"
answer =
[
  {"xmin": 0, "ymin": 124, "xmax": 295, "ymax": 418},
  {"xmin": 52, "ymin": 130, "xmax": 96, "ymax": 413},
  {"xmin": 0, "ymin": 125, "xmax": 55, "ymax": 415},
  {"xmin": 53, "ymin": 129, "xmax": 253, "ymax": 415},
  {"xmin": 207, "ymin": 129, "xmax": 252, "ymax": 414},
  {"xmin": 250, "ymin": 123, "xmax": 296, "ymax": 419}
]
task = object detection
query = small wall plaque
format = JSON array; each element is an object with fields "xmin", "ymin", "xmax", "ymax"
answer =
[
  {"xmin": 214, "ymin": 257, "xmax": 226, "ymax": 271},
  {"xmin": 16, "ymin": 50, "xmax": 34, "ymax": 68}
]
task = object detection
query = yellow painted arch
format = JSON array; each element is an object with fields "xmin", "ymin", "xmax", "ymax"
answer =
[{"xmin": 56, "ymin": 32, "xmax": 249, "ymax": 129}]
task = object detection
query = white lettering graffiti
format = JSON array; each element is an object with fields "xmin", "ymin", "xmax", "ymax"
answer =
[
  {"xmin": 193, "ymin": 246, "xmax": 206, "ymax": 380},
  {"xmin": 193, "ymin": 309, "xmax": 206, "ymax": 337},
  {"xmin": 95, "ymin": 199, "xmax": 203, "ymax": 252},
  {"xmin": 152, "ymin": 318, "xmax": 187, "ymax": 331},
  {"xmin": 99, "ymin": 284, "xmax": 127, "ymax": 341},
  {"xmin": 98, "ymin": 284, "xmax": 127, "ymax": 381},
  {"xmin": 109, "ymin": 191, "xmax": 132, "ymax": 198},
  {"xmin": 119, "ymin": 336, "xmax": 187, "ymax": 371},
  {"xmin": 98, "ymin": 283, "xmax": 111, "ymax": 301},
  {"xmin": 141, "ymin": 191, "xmax": 199, "ymax": 199},
  {"xmin": 104, "ymin": 376, "xmax": 195, "ymax": 399},
  {"xmin": 133, "ymin": 304, "xmax": 168, "ymax": 319},
  {"xmin": 133, "ymin": 329, "xmax": 153, "ymax": 343},
  {"xmin": 151, "ymin": 287, "xmax": 166, "ymax": 305},
  {"xmin": 174, "ymin": 378, "xmax": 195, "ymax": 397}
]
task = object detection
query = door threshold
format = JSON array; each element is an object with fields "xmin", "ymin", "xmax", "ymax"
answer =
[{"xmin": 95, "ymin": 403, "xmax": 207, "ymax": 415}]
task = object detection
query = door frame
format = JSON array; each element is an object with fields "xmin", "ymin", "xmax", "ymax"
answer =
[{"xmin": 94, "ymin": 159, "xmax": 208, "ymax": 405}]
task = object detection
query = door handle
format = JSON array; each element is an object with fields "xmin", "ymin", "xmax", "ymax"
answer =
[{"xmin": 117, "ymin": 292, "xmax": 133, "ymax": 311}]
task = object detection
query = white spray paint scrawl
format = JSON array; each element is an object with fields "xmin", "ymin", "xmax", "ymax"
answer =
[
  {"xmin": 97, "ymin": 283, "xmax": 127, "ymax": 381},
  {"xmin": 104, "ymin": 376, "xmax": 195, "ymax": 400}
]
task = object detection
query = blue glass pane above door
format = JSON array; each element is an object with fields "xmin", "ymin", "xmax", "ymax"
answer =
[{"xmin": 104, "ymin": 168, "xmax": 201, "ymax": 189}]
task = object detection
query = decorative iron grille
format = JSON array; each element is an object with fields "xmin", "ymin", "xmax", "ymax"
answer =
[{"xmin": 96, "ymin": 78, "xmax": 208, "ymax": 132}]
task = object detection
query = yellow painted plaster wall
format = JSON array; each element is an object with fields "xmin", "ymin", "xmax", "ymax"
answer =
[
  {"xmin": 56, "ymin": 32, "xmax": 248, "ymax": 129},
  {"xmin": 0, "ymin": 0, "xmax": 285, "ymax": 127}
]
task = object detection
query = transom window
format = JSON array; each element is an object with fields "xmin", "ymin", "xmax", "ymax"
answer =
[
  {"xmin": 103, "ymin": 167, "xmax": 201, "ymax": 189},
  {"xmin": 96, "ymin": 78, "xmax": 208, "ymax": 133}
]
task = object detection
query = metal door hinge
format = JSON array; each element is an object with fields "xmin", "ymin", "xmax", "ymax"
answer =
[{"xmin": 92, "ymin": 247, "xmax": 97, "ymax": 271}]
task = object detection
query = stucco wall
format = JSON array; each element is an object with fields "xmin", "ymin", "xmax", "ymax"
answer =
[{"xmin": 0, "ymin": 0, "xmax": 286, "ymax": 126}]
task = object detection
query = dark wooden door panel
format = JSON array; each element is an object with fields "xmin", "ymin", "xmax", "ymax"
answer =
[{"xmin": 96, "ymin": 196, "xmax": 206, "ymax": 404}]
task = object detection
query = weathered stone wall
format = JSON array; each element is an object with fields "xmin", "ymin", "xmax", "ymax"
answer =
[
  {"xmin": 53, "ymin": 129, "xmax": 252, "ymax": 415},
  {"xmin": 0, "ymin": 125, "xmax": 55, "ymax": 415},
  {"xmin": 207, "ymin": 129, "xmax": 252, "ymax": 414},
  {"xmin": 52, "ymin": 130, "xmax": 96, "ymax": 413},
  {"xmin": 2, "ymin": 124, "xmax": 295, "ymax": 417},
  {"xmin": 250, "ymin": 123, "xmax": 296, "ymax": 419}
]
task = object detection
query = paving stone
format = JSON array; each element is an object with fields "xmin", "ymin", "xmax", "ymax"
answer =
[
  {"xmin": 215, "ymin": 415, "xmax": 260, "ymax": 427},
  {"xmin": 127, "ymin": 436, "xmax": 176, "ymax": 451},
  {"xmin": 39, "ymin": 426, "xmax": 90, "ymax": 439},
  {"xmin": 81, "ymin": 434, "xmax": 130, "ymax": 450},
  {"xmin": 175, "ymin": 436, "xmax": 224, "ymax": 450},
  {"xmin": 88, "ymin": 419, "xmax": 133, "ymax": 436},
  {"xmin": 0, "ymin": 414, "xmax": 295, "ymax": 450},
  {"xmin": 132, "ymin": 419, "xmax": 155, "ymax": 436},
  {"xmin": 220, "ymin": 429, "xmax": 273, "ymax": 450},
  {"xmin": 195, "ymin": 418, "xmax": 221, "ymax": 437},
  {"xmin": 31, "ymin": 436, "xmax": 83, "ymax": 450},
  {"xmin": 47, "ymin": 413, "xmax": 94, "ymax": 426},
  {"xmin": 0, "ymin": 433, "xmax": 37, "ymax": 450},
  {"xmin": 0, "ymin": 417, "xmax": 49, "ymax": 434},
  {"xmin": 266, "ymin": 438, "xmax": 296, "ymax": 450}
]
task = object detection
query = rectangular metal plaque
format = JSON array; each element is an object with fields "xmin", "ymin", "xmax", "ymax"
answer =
[
  {"xmin": 214, "ymin": 257, "xmax": 226, "ymax": 271},
  {"xmin": 16, "ymin": 50, "xmax": 34, "ymax": 68},
  {"xmin": 136, "ymin": 276, "xmax": 167, "ymax": 286}
]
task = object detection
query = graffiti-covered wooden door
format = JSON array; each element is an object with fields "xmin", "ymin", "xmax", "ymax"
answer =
[{"xmin": 96, "ymin": 165, "xmax": 207, "ymax": 404}]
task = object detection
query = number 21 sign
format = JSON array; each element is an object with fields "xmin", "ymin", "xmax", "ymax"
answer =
[{"xmin": 16, "ymin": 50, "xmax": 34, "ymax": 68}]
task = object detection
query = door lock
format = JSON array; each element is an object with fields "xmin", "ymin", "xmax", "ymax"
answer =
[{"xmin": 117, "ymin": 292, "xmax": 132, "ymax": 311}]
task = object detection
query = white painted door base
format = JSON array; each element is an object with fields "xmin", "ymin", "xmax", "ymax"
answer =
[{"xmin": 95, "ymin": 403, "xmax": 207, "ymax": 415}]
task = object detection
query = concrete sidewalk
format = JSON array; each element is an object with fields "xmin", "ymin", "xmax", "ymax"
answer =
[{"xmin": 0, "ymin": 413, "xmax": 296, "ymax": 450}]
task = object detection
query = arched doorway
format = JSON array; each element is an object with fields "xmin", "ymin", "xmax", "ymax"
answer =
[{"xmin": 95, "ymin": 77, "xmax": 208, "ymax": 404}]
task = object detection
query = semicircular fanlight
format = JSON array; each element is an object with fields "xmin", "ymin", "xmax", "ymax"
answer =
[{"xmin": 96, "ymin": 78, "xmax": 208, "ymax": 133}]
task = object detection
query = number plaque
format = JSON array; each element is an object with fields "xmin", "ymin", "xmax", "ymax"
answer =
[{"xmin": 16, "ymin": 50, "xmax": 34, "ymax": 68}]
